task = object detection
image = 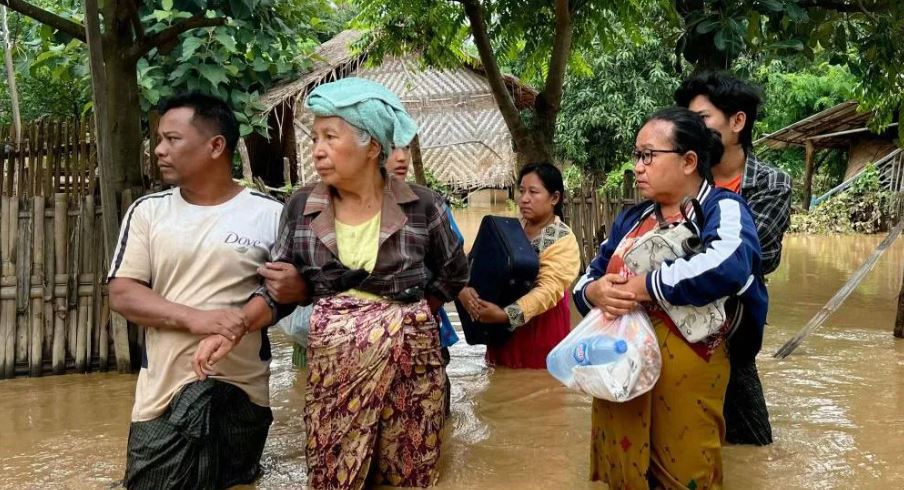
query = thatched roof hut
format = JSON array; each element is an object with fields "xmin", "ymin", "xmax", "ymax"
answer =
[{"xmin": 247, "ymin": 30, "xmax": 537, "ymax": 191}]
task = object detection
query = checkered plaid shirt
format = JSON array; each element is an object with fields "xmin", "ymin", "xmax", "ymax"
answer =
[
  {"xmin": 741, "ymin": 152, "xmax": 792, "ymax": 275},
  {"xmin": 257, "ymin": 177, "xmax": 468, "ymax": 320}
]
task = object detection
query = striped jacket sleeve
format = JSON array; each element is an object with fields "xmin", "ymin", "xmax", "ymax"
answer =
[{"xmin": 646, "ymin": 195, "xmax": 761, "ymax": 308}]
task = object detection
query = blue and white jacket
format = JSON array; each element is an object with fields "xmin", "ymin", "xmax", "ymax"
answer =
[{"xmin": 573, "ymin": 182, "xmax": 769, "ymax": 361}]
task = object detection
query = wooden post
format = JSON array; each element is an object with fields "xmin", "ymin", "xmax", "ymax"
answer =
[
  {"xmin": 895, "ymin": 254, "xmax": 904, "ymax": 338},
  {"xmin": 29, "ymin": 196, "xmax": 44, "ymax": 376},
  {"xmin": 802, "ymin": 140, "xmax": 816, "ymax": 211},
  {"xmin": 411, "ymin": 134, "xmax": 428, "ymax": 186},
  {"xmin": 51, "ymin": 193, "xmax": 68, "ymax": 374}
]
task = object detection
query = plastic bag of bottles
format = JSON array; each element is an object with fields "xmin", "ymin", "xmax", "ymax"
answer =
[
  {"xmin": 547, "ymin": 308, "xmax": 661, "ymax": 402},
  {"xmin": 274, "ymin": 304, "xmax": 313, "ymax": 346}
]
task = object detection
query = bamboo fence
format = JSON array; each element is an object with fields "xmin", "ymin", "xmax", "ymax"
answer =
[
  {"xmin": 562, "ymin": 170, "xmax": 640, "ymax": 268},
  {"xmin": 0, "ymin": 118, "xmax": 131, "ymax": 378}
]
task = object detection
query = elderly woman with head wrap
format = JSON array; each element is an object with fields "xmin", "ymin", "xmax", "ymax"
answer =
[{"xmin": 267, "ymin": 78, "xmax": 468, "ymax": 489}]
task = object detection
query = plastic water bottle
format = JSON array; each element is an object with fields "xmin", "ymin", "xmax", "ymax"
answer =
[{"xmin": 547, "ymin": 335, "xmax": 628, "ymax": 385}]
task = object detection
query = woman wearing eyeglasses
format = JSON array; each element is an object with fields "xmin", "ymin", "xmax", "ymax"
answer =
[{"xmin": 572, "ymin": 107, "xmax": 768, "ymax": 489}]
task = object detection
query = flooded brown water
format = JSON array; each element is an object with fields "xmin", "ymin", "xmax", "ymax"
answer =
[{"xmin": 2, "ymin": 206, "xmax": 904, "ymax": 489}]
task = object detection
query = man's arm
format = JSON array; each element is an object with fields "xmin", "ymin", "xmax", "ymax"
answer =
[
  {"xmin": 747, "ymin": 170, "xmax": 792, "ymax": 275},
  {"xmin": 109, "ymin": 278, "xmax": 247, "ymax": 340}
]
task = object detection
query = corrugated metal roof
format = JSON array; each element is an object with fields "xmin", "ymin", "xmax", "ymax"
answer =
[{"xmin": 755, "ymin": 101, "xmax": 876, "ymax": 150}]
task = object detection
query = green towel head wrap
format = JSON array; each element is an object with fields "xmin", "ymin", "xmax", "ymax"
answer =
[{"xmin": 305, "ymin": 77, "xmax": 417, "ymax": 163}]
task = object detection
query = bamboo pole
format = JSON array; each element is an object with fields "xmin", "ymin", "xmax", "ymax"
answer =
[
  {"xmin": 43, "ymin": 191, "xmax": 54, "ymax": 362},
  {"xmin": 0, "ymin": 195, "xmax": 10, "ymax": 378},
  {"xmin": 63, "ymin": 121, "xmax": 72, "ymax": 196},
  {"xmin": 51, "ymin": 121, "xmax": 61, "ymax": 195},
  {"xmin": 66, "ymin": 200, "xmax": 81, "ymax": 361},
  {"xmin": 98, "ymin": 291, "xmax": 109, "ymax": 371},
  {"xmin": 15, "ymin": 123, "xmax": 24, "ymax": 196},
  {"xmin": 3, "ymin": 127, "xmax": 13, "ymax": 195},
  {"xmin": 16, "ymin": 199, "xmax": 31, "ymax": 366},
  {"xmin": 80, "ymin": 118, "xmax": 89, "ymax": 197},
  {"xmin": 51, "ymin": 193, "xmax": 67, "ymax": 373},
  {"xmin": 75, "ymin": 195, "xmax": 94, "ymax": 372},
  {"xmin": 92, "ymin": 204, "xmax": 103, "ymax": 365},
  {"xmin": 775, "ymin": 219, "xmax": 904, "ymax": 358},
  {"xmin": 2, "ymin": 195, "xmax": 17, "ymax": 377},
  {"xmin": 29, "ymin": 196, "xmax": 44, "ymax": 376},
  {"xmin": 87, "ymin": 116, "xmax": 98, "ymax": 198}
]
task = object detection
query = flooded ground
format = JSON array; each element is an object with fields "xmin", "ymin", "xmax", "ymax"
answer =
[{"xmin": 1, "ymin": 206, "xmax": 903, "ymax": 489}]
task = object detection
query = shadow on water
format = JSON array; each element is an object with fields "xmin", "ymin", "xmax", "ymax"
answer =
[{"xmin": 1, "ymin": 213, "xmax": 903, "ymax": 489}]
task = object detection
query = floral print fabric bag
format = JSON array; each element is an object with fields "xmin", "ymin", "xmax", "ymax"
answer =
[{"xmin": 622, "ymin": 197, "xmax": 727, "ymax": 343}]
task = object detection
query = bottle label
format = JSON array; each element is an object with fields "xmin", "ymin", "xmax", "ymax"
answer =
[{"xmin": 573, "ymin": 343, "xmax": 588, "ymax": 364}]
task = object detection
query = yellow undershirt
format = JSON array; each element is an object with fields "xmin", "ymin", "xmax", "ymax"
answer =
[{"xmin": 335, "ymin": 212, "xmax": 383, "ymax": 301}]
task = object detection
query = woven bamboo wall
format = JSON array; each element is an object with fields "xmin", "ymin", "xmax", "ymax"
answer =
[{"xmin": 292, "ymin": 57, "xmax": 518, "ymax": 191}]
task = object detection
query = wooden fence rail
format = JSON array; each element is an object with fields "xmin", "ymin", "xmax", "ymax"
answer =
[{"xmin": 0, "ymin": 118, "xmax": 134, "ymax": 378}]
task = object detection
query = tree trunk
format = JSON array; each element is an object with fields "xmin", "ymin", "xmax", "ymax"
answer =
[
  {"xmin": 1, "ymin": 5, "xmax": 22, "ymax": 145},
  {"xmin": 85, "ymin": 0, "xmax": 135, "ymax": 373},
  {"xmin": 410, "ymin": 134, "xmax": 427, "ymax": 186},
  {"xmin": 461, "ymin": 0, "xmax": 548, "ymax": 165}
]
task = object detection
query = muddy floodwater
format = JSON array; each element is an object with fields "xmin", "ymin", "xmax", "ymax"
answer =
[{"xmin": 2, "ymin": 206, "xmax": 903, "ymax": 489}]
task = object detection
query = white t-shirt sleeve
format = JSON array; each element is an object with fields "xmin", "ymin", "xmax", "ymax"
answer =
[{"xmin": 107, "ymin": 199, "xmax": 152, "ymax": 284}]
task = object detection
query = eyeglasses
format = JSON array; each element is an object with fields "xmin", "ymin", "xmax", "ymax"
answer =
[{"xmin": 632, "ymin": 148, "xmax": 685, "ymax": 166}]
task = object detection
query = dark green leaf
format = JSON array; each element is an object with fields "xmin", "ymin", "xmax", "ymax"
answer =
[{"xmin": 197, "ymin": 64, "xmax": 228, "ymax": 88}]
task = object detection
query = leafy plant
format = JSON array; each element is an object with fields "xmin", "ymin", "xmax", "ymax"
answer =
[{"xmin": 789, "ymin": 164, "xmax": 897, "ymax": 234}]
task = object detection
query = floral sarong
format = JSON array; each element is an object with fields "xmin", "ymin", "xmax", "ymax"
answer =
[{"xmin": 304, "ymin": 295, "xmax": 446, "ymax": 489}]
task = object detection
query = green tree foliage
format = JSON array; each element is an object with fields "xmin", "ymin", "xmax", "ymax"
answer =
[
  {"xmin": 355, "ymin": 0, "xmax": 665, "ymax": 164},
  {"xmin": 555, "ymin": 31, "xmax": 680, "ymax": 178},
  {"xmin": 0, "ymin": 2, "xmax": 89, "ymax": 123},
  {"xmin": 670, "ymin": 0, "xmax": 901, "ymax": 139},
  {"xmin": 789, "ymin": 163, "xmax": 897, "ymax": 234},
  {"xmin": 1, "ymin": 0, "xmax": 340, "ymax": 136},
  {"xmin": 751, "ymin": 61, "xmax": 857, "ymax": 202}
]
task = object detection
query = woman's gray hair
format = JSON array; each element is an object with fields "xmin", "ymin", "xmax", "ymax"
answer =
[
  {"xmin": 349, "ymin": 123, "xmax": 372, "ymax": 147},
  {"xmin": 346, "ymin": 120, "xmax": 385, "ymax": 165}
]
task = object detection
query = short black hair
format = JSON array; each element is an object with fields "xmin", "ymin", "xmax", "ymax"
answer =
[
  {"xmin": 646, "ymin": 107, "xmax": 725, "ymax": 184},
  {"xmin": 674, "ymin": 72, "xmax": 762, "ymax": 150},
  {"xmin": 158, "ymin": 92, "xmax": 239, "ymax": 155},
  {"xmin": 518, "ymin": 161, "xmax": 566, "ymax": 221}
]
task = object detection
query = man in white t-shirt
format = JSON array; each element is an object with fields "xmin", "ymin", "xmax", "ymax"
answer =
[{"xmin": 108, "ymin": 93, "xmax": 300, "ymax": 489}]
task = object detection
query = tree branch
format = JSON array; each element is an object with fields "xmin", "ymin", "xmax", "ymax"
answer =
[
  {"xmin": 460, "ymin": 0, "xmax": 539, "ymax": 158},
  {"xmin": 798, "ymin": 0, "xmax": 887, "ymax": 13},
  {"xmin": 0, "ymin": 0, "xmax": 85, "ymax": 42},
  {"xmin": 127, "ymin": 14, "xmax": 225, "ymax": 63},
  {"xmin": 128, "ymin": 0, "xmax": 145, "ymax": 40},
  {"xmin": 856, "ymin": 0, "xmax": 881, "ymax": 23}
]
